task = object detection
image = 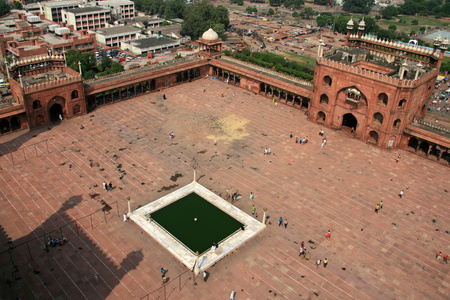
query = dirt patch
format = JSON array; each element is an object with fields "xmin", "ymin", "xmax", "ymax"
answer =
[{"xmin": 206, "ymin": 112, "xmax": 249, "ymax": 144}]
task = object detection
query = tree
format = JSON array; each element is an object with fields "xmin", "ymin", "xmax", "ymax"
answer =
[
  {"xmin": 411, "ymin": 19, "xmax": 418, "ymax": 25},
  {"xmin": 375, "ymin": 15, "xmax": 381, "ymax": 20},
  {"xmin": 388, "ymin": 24, "xmax": 397, "ymax": 31},
  {"xmin": 343, "ymin": 0, "xmax": 374, "ymax": 14},
  {"xmin": 269, "ymin": 0, "xmax": 283, "ymax": 6},
  {"xmin": 314, "ymin": 0, "xmax": 330, "ymax": 5},
  {"xmin": 381, "ymin": 5, "xmax": 399, "ymax": 19},
  {"xmin": 65, "ymin": 49, "xmax": 96, "ymax": 79},
  {"xmin": 268, "ymin": 8, "xmax": 275, "ymax": 15},
  {"xmin": 13, "ymin": 1, "xmax": 22, "ymax": 9},
  {"xmin": 0, "ymin": 1, "xmax": 10, "ymax": 16},
  {"xmin": 284, "ymin": 0, "xmax": 305, "ymax": 9},
  {"xmin": 180, "ymin": 2, "xmax": 229, "ymax": 40},
  {"xmin": 292, "ymin": 11, "xmax": 300, "ymax": 18},
  {"xmin": 246, "ymin": 6, "xmax": 257, "ymax": 13},
  {"xmin": 301, "ymin": 7, "xmax": 316, "ymax": 20},
  {"xmin": 163, "ymin": 0, "xmax": 185, "ymax": 19},
  {"xmin": 98, "ymin": 56, "xmax": 112, "ymax": 72},
  {"xmin": 419, "ymin": 26, "xmax": 426, "ymax": 33},
  {"xmin": 410, "ymin": 29, "xmax": 416, "ymax": 35}
]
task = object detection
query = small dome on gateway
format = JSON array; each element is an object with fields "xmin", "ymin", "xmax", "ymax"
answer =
[{"xmin": 202, "ymin": 28, "xmax": 219, "ymax": 41}]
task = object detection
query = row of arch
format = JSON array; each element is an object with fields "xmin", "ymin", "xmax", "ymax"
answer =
[
  {"xmin": 211, "ymin": 67, "xmax": 311, "ymax": 110},
  {"xmin": 32, "ymin": 90, "xmax": 79, "ymax": 110},
  {"xmin": 319, "ymin": 90, "xmax": 407, "ymax": 109},
  {"xmin": 315, "ymin": 111, "xmax": 392, "ymax": 146},
  {"xmin": 0, "ymin": 116, "xmax": 21, "ymax": 135},
  {"xmin": 407, "ymin": 137, "xmax": 450, "ymax": 164},
  {"xmin": 88, "ymin": 67, "xmax": 203, "ymax": 111}
]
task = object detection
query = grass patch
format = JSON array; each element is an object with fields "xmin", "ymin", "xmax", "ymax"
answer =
[
  {"xmin": 280, "ymin": 51, "xmax": 316, "ymax": 69},
  {"xmin": 377, "ymin": 15, "xmax": 449, "ymax": 33}
]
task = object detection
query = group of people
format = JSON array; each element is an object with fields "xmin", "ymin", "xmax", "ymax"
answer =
[
  {"xmin": 102, "ymin": 182, "xmax": 113, "ymax": 191},
  {"xmin": 436, "ymin": 252, "xmax": 449, "ymax": 263},
  {"xmin": 169, "ymin": 131, "xmax": 174, "ymax": 140},
  {"xmin": 264, "ymin": 147, "xmax": 271, "ymax": 155},
  {"xmin": 47, "ymin": 236, "xmax": 68, "ymax": 247},
  {"xmin": 290, "ymin": 130, "xmax": 309, "ymax": 145}
]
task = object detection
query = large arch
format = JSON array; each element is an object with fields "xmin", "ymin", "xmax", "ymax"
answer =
[
  {"xmin": 367, "ymin": 131, "xmax": 379, "ymax": 144},
  {"xmin": 337, "ymin": 86, "xmax": 368, "ymax": 109},
  {"xmin": 49, "ymin": 103, "xmax": 63, "ymax": 123},
  {"xmin": 342, "ymin": 113, "xmax": 357, "ymax": 130}
]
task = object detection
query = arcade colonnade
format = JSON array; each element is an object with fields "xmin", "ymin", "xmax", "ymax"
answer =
[
  {"xmin": 405, "ymin": 135, "xmax": 450, "ymax": 165},
  {"xmin": 211, "ymin": 66, "xmax": 311, "ymax": 110},
  {"xmin": 87, "ymin": 67, "xmax": 202, "ymax": 111}
]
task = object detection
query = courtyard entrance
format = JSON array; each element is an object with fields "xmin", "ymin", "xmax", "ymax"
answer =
[
  {"xmin": 342, "ymin": 113, "xmax": 357, "ymax": 132},
  {"xmin": 49, "ymin": 103, "xmax": 63, "ymax": 123}
]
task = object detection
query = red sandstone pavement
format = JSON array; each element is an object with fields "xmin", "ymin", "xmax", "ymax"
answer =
[{"xmin": 0, "ymin": 78, "xmax": 449, "ymax": 300}]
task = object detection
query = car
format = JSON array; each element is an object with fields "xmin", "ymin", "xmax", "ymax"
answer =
[{"xmin": 0, "ymin": 79, "xmax": 5, "ymax": 88}]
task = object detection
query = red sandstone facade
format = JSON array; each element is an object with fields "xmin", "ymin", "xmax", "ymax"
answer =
[{"xmin": 1, "ymin": 27, "xmax": 449, "ymax": 164}]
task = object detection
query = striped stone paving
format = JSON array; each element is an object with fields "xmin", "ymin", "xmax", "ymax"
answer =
[{"xmin": 0, "ymin": 78, "xmax": 449, "ymax": 300}]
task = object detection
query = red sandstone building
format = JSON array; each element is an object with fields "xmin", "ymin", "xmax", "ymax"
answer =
[{"xmin": 1, "ymin": 27, "xmax": 449, "ymax": 164}]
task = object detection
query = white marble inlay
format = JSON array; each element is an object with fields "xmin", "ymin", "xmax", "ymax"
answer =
[{"xmin": 130, "ymin": 181, "xmax": 265, "ymax": 271}]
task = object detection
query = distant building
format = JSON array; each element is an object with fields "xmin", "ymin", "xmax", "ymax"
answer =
[
  {"xmin": 121, "ymin": 37, "xmax": 180, "ymax": 56},
  {"xmin": 96, "ymin": 0, "xmax": 135, "ymax": 20},
  {"xmin": 96, "ymin": 26, "xmax": 141, "ymax": 47},
  {"xmin": 62, "ymin": 7, "xmax": 111, "ymax": 31},
  {"xmin": 40, "ymin": 1, "xmax": 82, "ymax": 23}
]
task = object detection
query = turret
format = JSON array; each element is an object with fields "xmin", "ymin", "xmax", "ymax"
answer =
[{"xmin": 357, "ymin": 18, "xmax": 365, "ymax": 38}]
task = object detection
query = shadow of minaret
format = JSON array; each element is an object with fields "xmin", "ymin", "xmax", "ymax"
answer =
[{"xmin": 0, "ymin": 195, "xmax": 144, "ymax": 300}]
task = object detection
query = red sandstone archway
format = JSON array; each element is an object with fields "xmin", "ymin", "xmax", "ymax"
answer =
[{"xmin": 316, "ymin": 111, "xmax": 326, "ymax": 123}]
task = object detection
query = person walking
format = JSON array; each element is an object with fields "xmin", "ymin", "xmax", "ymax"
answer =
[
  {"xmin": 278, "ymin": 217, "xmax": 283, "ymax": 226},
  {"xmin": 436, "ymin": 252, "xmax": 442, "ymax": 260},
  {"xmin": 290, "ymin": 131, "xmax": 293, "ymax": 138},
  {"xmin": 444, "ymin": 255, "xmax": 449, "ymax": 263},
  {"xmin": 375, "ymin": 204, "xmax": 380, "ymax": 213},
  {"xmin": 163, "ymin": 94, "xmax": 166, "ymax": 100},
  {"xmin": 399, "ymin": 190, "xmax": 404, "ymax": 198},
  {"xmin": 284, "ymin": 219, "xmax": 288, "ymax": 228},
  {"xmin": 252, "ymin": 205, "xmax": 256, "ymax": 215},
  {"xmin": 123, "ymin": 213, "xmax": 128, "ymax": 222},
  {"xmin": 326, "ymin": 230, "xmax": 331, "ymax": 240},
  {"xmin": 299, "ymin": 246, "xmax": 304, "ymax": 257},
  {"xmin": 161, "ymin": 267, "xmax": 165, "ymax": 275},
  {"xmin": 233, "ymin": 91, "xmax": 236, "ymax": 97},
  {"xmin": 203, "ymin": 270, "xmax": 207, "ymax": 282},
  {"xmin": 103, "ymin": 182, "xmax": 107, "ymax": 190},
  {"xmin": 203, "ymin": 86, "xmax": 206, "ymax": 92},
  {"xmin": 250, "ymin": 192, "xmax": 254, "ymax": 201},
  {"xmin": 323, "ymin": 258, "xmax": 328, "ymax": 268},
  {"xmin": 396, "ymin": 154, "xmax": 401, "ymax": 163},
  {"xmin": 316, "ymin": 259, "xmax": 321, "ymax": 269},
  {"xmin": 379, "ymin": 200, "xmax": 383, "ymax": 209},
  {"xmin": 162, "ymin": 274, "xmax": 166, "ymax": 285},
  {"xmin": 108, "ymin": 182, "xmax": 112, "ymax": 191}
]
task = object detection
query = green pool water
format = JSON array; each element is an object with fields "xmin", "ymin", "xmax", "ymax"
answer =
[{"xmin": 150, "ymin": 192, "xmax": 244, "ymax": 254}]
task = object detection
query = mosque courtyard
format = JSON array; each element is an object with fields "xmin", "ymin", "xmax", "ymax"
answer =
[{"xmin": 0, "ymin": 78, "xmax": 448, "ymax": 299}]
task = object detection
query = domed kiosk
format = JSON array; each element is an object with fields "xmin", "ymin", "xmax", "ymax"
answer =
[{"xmin": 197, "ymin": 28, "xmax": 223, "ymax": 59}]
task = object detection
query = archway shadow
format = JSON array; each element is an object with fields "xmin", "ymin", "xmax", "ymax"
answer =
[{"xmin": 0, "ymin": 195, "xmax": 144, "ymax": 299}]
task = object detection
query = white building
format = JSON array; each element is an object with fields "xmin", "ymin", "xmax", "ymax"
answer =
[
  {"xmin": 40, "ymin": 1, "xmax": 82, "ymax": 23},
  {"xmin": 96, "ymin": 0, "xmax": 135, "ymax": 19},
  {"xmin": 121, "ymin": 37, "xmax": 180, "ymax": 56},
  {"xmin": 62, "ymin": 7, "xmax": 111, "ymax": 31},
  {"xmin": 96, "ymin": 26, "xmax": 141, "ymax": 47}
]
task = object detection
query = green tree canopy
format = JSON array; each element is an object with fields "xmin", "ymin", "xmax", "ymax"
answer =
[
  {"xmin": 284, "ymin": 0, "xmax": 305, "ymax": 9},
  {"xmin": 180, "ymin": 2, "xmax": 229, "ymax": 40},
  {"xmin": 343, "ymin": 0, "xmax": 374, "ymax": 14},
  {"xmin": 164, "ymin": 0, "xmax": 185, "ymax": 19},
  {"xmin": 65, "ymin": 49, "xmax": 96, "ymax": 79},
  {"xmin": 268, "ymin": 8, "xmax": 275, "ymax": 15},
  {"xmin": 13, "ymin": 1, "xmax": 22, "ymax": 9},
  {"xmin": 0, "ymin": 1, "xmax": 11, "ymax": 16},
  {"xmin": 381, "ymin": 5, "xmax": 399, "ymax": 19}
]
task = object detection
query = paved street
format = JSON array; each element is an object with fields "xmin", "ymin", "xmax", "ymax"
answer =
[{"xmin": 0, "ymin": 78, "xmax": 448, "ymax": 299}]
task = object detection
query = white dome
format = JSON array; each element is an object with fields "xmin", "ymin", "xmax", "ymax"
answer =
[{"xmin": 202, "ymin": 28, "xmax": 219, "ymax": 41}]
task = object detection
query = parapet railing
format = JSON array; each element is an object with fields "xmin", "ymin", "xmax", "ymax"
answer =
[
  {"xmin": 83, "ymin": 55, "xmax": 201, "ymax": 84},
  {"xmin": 220, "ymin": 55, "xmax": 313, "ymax": 87},
  {"xmin": 23, "ymin": 75, "xmax": 82, "ymax": 93},
  {"xmin": 413, "ymin": 118, "xmax": 450, "ymax": 134},
  {"xmin": 318, "ymin": 57, "xmax": 415, "ymax": 87}
]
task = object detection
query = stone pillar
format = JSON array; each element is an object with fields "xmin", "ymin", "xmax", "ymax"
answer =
[
  {"xmin": 427, "ymin": 144, "xmax": 432, "ymax": 157},
  {"xmin": 438, "ymin": 148, "xmax": 444, "ymax": 160}
]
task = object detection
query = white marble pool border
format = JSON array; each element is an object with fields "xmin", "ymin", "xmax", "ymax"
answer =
[{"xmin": 130, "ymin": 181, "xmax": 265, "ymax": 271}]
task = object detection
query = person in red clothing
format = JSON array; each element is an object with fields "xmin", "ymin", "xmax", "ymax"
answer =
[
  {"xmin": 436, "ymin": 252, "xmax": 442, "ymax": 259},
  {"xmin": 326, "ymin": 230, "xmax": 331, "ymax": 240},
  {"xmin": 444, "ymin": 255, "xmax": 449, "ymax": 263}
]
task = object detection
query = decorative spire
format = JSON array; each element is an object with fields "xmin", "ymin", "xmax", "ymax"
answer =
[{"xmin": 358, "ymin": 17, "xmax": 366, "ymax": 31}]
